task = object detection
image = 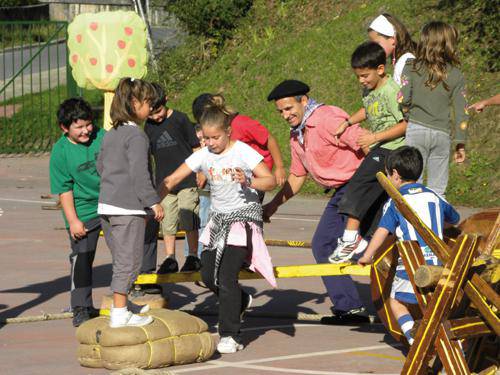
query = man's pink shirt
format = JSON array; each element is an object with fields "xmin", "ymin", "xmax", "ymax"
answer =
[{"xmin": 290, "ymin": 105, "xmax": 364, "ymax": 188}]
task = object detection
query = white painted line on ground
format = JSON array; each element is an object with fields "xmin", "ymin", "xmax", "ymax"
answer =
[
  {"xmin": 0, "ymin": 197, "xmax": 48, "ymax": 204},
  {"xmin": 172, "ymin": 321, "xmax": 401, "ymax": 375}
]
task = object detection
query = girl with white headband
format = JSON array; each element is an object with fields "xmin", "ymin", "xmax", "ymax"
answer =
[{"xmin": 368, "ymin": 13, "xmax": 416, "ymax": 85}]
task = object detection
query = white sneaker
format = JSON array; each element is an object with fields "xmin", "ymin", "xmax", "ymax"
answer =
[
  {"xmin": 328, "ymin": 235, "xmax": 368, "ymax": 264},
  {"xmin": 217, "ymin": 336, "xmax": 244, "ymax": 354},
  {"xmin": 109, "ymin": 310, "xmax": 153, "ymax": 328}
]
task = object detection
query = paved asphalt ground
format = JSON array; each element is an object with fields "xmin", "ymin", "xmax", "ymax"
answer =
[{"xmin": 0, "ymin": 156, "xmax": 481, "ymax": 375}]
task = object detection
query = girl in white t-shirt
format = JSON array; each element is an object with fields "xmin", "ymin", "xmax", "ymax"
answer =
[{"xmin": 159, "ymin": 95, "xmax": 276, "ymax": 354}]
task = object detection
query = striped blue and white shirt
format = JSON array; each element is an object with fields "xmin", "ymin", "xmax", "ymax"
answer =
[{"xmin": 379, "ymin": 183, "xmax": 460, "ymax": 293}]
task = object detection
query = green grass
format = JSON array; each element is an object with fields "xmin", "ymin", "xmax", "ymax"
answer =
[
  {"xmin": 0, "ymin": 86, "xmax": 102, "ymax": 153},
  {"xmin": 162, "ymin": 0, "xmax": 499, "ymax": 207}
]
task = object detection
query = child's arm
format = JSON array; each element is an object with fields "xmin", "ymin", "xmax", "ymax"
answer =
[
  {"xmin": 160, "ymin": 163, "xmax": 195, "ymax": 199},
  {"xmin": 469, "ymin": 94, "xmax": 500, "ymax": 112},
  {"xmin": 267, "ymin": 134, "xmax": 287, "ymax": 186},
  {"xmin": 333, "ymin": 107, "xmax": 367, "ymax": 139},
  {"xmin": 357, "ymin": 120, "xmax": 407, "ymax": 149},
  {"xmin": 358, "ymin": 227, "xmax": 390, "ymax": 265},
  {"xmin": 59, "ymin": 191, "xmax": 87, "ymax": 240}
]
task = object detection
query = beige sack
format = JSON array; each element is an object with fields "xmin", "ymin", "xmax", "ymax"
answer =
[{"xmin": 76, "ymin": 309, "xmax": 215, "ymax": 370}]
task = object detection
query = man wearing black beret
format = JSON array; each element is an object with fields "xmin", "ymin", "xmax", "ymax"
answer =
[{"xmin": 264, "ymin": 80, "xmax": 369, "ymax": 321}]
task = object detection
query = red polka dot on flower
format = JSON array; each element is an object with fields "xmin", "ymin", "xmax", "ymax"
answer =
[
  {"xmin": 128, "ymin": 58, "xmax": 136, "ymax": 68},
  {"xmin": 117, "ymin": 40, "xmax": 126, "ymax": 49},
  {"xmin": 124, "ymin": 27, "xmax": 133, "ymax": 36},
  {"xmin": 89, "ymin": 22, "xmax": 98, "ymax": 31},
  {"xmin": 72, "ymin": 54, "xmax": 78, "ymax": 63},
  {"xmin": 76, "ymin": 34, "xmax": 82, "ymax": 43},
  {"xmin": 89, "ymin": 58, "xmax": 97, "ymax": 66},
  {"xmin": 106, "ymin": 64, "xmax": 114, "ymax": 73}
]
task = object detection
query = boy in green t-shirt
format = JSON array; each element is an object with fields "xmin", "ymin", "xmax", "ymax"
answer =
[
  {"xmin": 50, "ymin": 98, "xmax": 103, "ymax": 327},
  {"xmin": 329, "ymin": 41, "xmax": 407, "ymax": 264}
]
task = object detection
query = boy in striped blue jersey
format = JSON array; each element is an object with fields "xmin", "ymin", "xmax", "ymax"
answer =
[{"xmin": 358, "ymin": 146, "xmax": 460, "ymax": 344}]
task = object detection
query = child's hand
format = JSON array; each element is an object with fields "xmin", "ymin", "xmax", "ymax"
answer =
[
  {"xmin": 454, "ymin": 145, "xmax": 466, "ymax": 164},
  {"xmin": 357, "ymin": 131, "xmax": 377, "ymax": 149},
  {"xmin": 69, "ymin": 219, "xmax": 87, "ymax": 240},
  {"xmin": 232, "ymin": 168, "xmax": 249, "ymax": 186},
  {"xmin": 357, "ymin": 255, "xmax": 373, "ymax": 266},
  {"xmin": 196, "ymin": 172, "xmax": 207, "ymax": 189},
  {"xmin": 274, "ymin": 166, "xmax": 287, "ymax": 186},
  {"xmin": 333, "ymin": 120, "xmax": 349, "ymax": 143},
  {"xmin": 152, "ymin": 204, "xmax": 164, "ymax": 222},
  {"xmin": 468, "ymin": 100, "xmax": 486, "ymax": 113}
]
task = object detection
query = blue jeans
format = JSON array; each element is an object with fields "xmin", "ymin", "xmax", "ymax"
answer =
[
  {"xmin": 184, "ymin": 193, "xmax": 211, "ymax": 257},
  {"xmin": 406, "ymin": 122, "xmax": 451, "ymax": 196},
  {"xmin": 311, "ymin": 185, "xmax": 364, "ymax": 312}
]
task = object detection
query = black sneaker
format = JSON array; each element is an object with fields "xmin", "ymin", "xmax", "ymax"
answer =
[
  {"xmin": 157, "ymin": 257, "xmax": 179, "ymax": 274},
  {"xmin": 240, "ymin": 292, "xmax": 253, "ymax": 320},
  {"xmin": 87, "ymin": 306, "xmax": 100, "ymax": 318},
  {"xmin": 180, "ymin": 256, "xmax": 202, "ymax": 272},
  {"xmin": 320, "ymin": 307, "xmax": 370, "ymax": 325},
  {"xmin": 72, "ymin": 306, "xmax": 90, "ymax": 327}
]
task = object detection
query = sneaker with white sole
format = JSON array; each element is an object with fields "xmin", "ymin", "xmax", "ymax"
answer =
[
  {"xmin": 109, "ymin": 310, "xmax": 153, "ymax": 328},
  {"xmin": 217, "ymin": 336, "xmax": 244, "ymax": 354},
  {"xmin": 127, "ymin": 300, "xmax": 150, "ymax": 314},
  {"xmin": 328, "ymin": 235, "xmax": 368, "ymax": 264}
]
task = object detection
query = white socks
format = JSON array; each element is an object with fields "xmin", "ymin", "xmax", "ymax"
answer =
[{"xmin": 342, "ymin": 230, "xmax": 358, "ymax": 243}]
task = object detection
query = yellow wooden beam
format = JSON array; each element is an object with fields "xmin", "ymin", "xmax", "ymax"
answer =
[{"xmin": 135, "ymin": 263, "xmax": 370, "ymax": 284}]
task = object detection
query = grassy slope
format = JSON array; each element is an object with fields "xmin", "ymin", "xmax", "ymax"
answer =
[{"xmin": 169, "ymin": 0, "xmax": 498, "ymax": 206}]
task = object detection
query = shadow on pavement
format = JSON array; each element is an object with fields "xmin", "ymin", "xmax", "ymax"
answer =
[{"xmin": 0, "ymin": 263, "xmax": 112, "ymax": 329}]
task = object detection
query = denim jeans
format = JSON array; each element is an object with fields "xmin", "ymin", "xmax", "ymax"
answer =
[{"xmin": 406, "ymin": 122, "xmax": 451, "ymax": 196}]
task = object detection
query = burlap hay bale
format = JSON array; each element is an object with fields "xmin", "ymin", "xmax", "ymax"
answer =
[
  {"xmin": 76, "ymin": 309, "xmax": 215, "ymax": 370},
  {"xmin": 101, "ymin": 294, "xmax": 168, "ymax": 311}
]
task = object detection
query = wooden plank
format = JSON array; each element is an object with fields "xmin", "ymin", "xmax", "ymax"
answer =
[
  {"xmin": 398, "ymin": 240, "xmax": 470, "ymax": 374},
  {"xmin": 401, "ymin": 234, "xmax": 478, "ymax": 375},
  {"xmin": 463, "ymin": 277, "xmax": 500, "ymax": 336},
  {"xmin": 445, "ymin": 317, "xmax": 492, "ymax": 340},
  {"xmin": 435, "ymin": 325, "xmax": 471, "ymax": 375},
  {"xmin": 135, "ymin": 263, "xmax": 371, "ymax": 284},
  {"xmin": 483, "ymin": 212, "xmax": 500, "ymax": 255}
]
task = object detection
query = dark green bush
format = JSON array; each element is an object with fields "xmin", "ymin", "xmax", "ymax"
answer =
[
  {"xmin": 0, "ymin": 0, "xmax": 39, "ymax": 6},
  {"xmin": 165, "ymin": 0, "xmax": 253, "ymax": 44}
]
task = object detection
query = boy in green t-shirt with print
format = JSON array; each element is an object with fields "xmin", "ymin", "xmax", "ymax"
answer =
[
  {"xmin": 329, "ymin": 41, "xmax": 407, "ymax": 264},
  {"xmin": 50, "ymin": 98, "xmax": 104, "ymax": 327}
]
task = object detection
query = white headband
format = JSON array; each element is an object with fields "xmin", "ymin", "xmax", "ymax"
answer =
[{"xmin": 369, "ymin": 15, "xmax": 395, "ymax": 37}]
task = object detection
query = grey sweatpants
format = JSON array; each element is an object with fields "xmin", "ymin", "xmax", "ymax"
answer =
[
  {"xmin": 101, "ymin": 215, "xmax": 146, "ymax": 294},
  {"xmin": 406, "ymin": 122, "xmax": 451, "ymax": 197}
]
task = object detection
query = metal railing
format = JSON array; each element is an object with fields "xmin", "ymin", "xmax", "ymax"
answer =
[{"xmin": 0, "ymin": 21, "xmax": 78, "ymax": 154}]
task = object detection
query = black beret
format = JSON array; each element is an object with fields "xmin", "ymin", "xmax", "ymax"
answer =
[{"xmin": 267, "ymin": 80, "xmax": 310, "ymax": 101}]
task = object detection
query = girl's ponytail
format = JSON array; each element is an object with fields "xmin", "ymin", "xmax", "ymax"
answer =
[
  {"xmin": 199, "ymin": 94, "xmax": 235, "ymax": 131},
  {"xmin": 110, "ymin": 78, "xmax": 155, "ymax": 128}
]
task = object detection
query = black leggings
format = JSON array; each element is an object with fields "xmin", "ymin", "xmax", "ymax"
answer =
[{"xmin": 201, "ymin": 246, "xmax": 248, "ymax": 340}]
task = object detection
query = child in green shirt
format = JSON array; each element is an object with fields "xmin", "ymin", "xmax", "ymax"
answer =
[
  {"xmin": 329, "ymin": 41, "xmax": 407, "ymax": 264},
  {"xmin": 50, "ymin": 98, "xmax": 103, "ymax": 327}
]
